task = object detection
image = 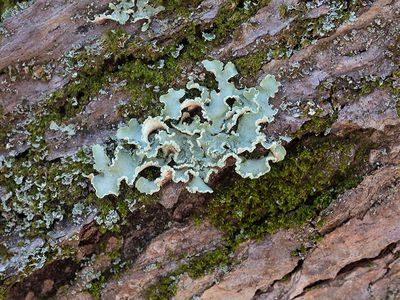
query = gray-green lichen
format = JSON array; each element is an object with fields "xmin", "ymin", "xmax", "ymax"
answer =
[
  {"xmin": 89, "ymin": 60, "xmax": 285, "ymax": 198},
  {"xmin": 49, "ymin": 121, "xmax": 76, "ymax": 136},
  {"xmin": 0, "ymin": 1, "xmax": 33, "ymax": 22},
  {"xmin": 93, "ymin": 0, "xmax": 164, "ymax": 31}
]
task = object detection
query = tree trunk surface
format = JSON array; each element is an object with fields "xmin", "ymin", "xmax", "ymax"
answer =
[{"xmin": 0, "ymin": 0, "xmax": 399, "ymax": 299}]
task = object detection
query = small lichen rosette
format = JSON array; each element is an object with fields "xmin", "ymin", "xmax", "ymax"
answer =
[{"xmin": 89, "ymin": 60, "xmax": 286, "ymax": 198}]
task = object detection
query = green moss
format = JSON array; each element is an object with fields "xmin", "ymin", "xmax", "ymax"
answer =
[
  {"xmin": 359, "ymin": 82, "xmax": 377, "ymax": 96},
  {"xmin": 86, "ymin": 276, "xmax": 106, "ymax": 300},
  {"xmin": 0, "ymin": 287, "xmax": 7, "ymax": 300},
  {"xmin": 293, "ymin": 114, "xmax": 338, "ymax": 139},
  {"xmin": 234, "ymin": 51, "xmax": 266, "ymax": 78},
  {"xmin": 281, "ymin": 274, "xmax": 290, "ymax": 282},
  {"xmin": 70, "ymin": 2, "xmax": 280, "ymax": 138},
  {"xmin": 185, "ymin": 248, "xmax": 230, "ymax": 279},
  {"xmin": 312, "ymin": 234, "xmax": 324, "ymax": 244},
  {"xmin": 17, "ymin": 0, "xmax": 272, "ymax": 134},
  {"xmin": 146, "ymin": 275, "xmax": 178, "ymax": 300},
  {"xmin": 192, "ymin": 215, "xmax": 203, "ymax": 227},
  {"xmin": 0, "ymin": 0, "xmax": 18, "ymax": 17},
  {"xmin": 208, "ymin": 132, "xmax": 374, "ymax": 245},
  {"xmin": 63, "ymin": 26, "xmax": 205, "ymax": 121},
  {"xmin": 290, "ymin": 244, "xmax": 308, "ymax": 257},
  {"xmin": 213, "ymin": 0, "xmax": 272, "ymax": 40},
  {"xmin": 153, "ymin": 0, "xmax": 203, "ymax": 17},
  {"xmin": 278, "ymin": 4, "xmax": 288, "ymax": 19},
  {"xmin": 106, "ymin": 1, "xmax": 275, "ymax": 121},
  {"xmin": 0, "ymin": 244, "xmax": 11, "ymax": 261},
  {"xmin": 82, "ymin": 239, "xmax": 128, "ymax": 299},
  {"xmin": 0, "ymin": 0, "xmax": 386, "ymax": 288},
  {"xmin": 0, "ymin": 106, "xmax": 9, "ymax": 152}
]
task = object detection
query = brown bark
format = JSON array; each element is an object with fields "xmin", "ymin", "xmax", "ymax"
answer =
[{"xmin": 0, "ymin": 0, "xmax": 399, "ymax": 299}]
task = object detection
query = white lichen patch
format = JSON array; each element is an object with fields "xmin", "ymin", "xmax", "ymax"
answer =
[
  {"xmin": 90, "ymin": 60, "xmax": 286, "ymax": 198},
  {"xmin": 49, "ymin": 121, "xmax": 76, "ymax": 136},
  {"xmin": 93, "ymin": 0, "xmax": 164, "ymax": 31},
  {"xmin": 202, "ymin": 32, "xmax": 216, "ymax": 42},
  {"xmin": 1, "ymin": 1, "xmax": 34, "ymax": 22},
  {"xmin": 0, "ymin": 146, "xmax": 93, "ymax": 236},
  {"xmin": 95, "ymin": 209, "xmax": 120, "ymax": 230}
]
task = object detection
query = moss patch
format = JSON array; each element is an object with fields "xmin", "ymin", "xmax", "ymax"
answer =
[
  {"xmin": 0, "ymin": 2, "xmax": 274, "ymax": 285},
  {"xmin": 3, "ymin": 0, "xmax": 275, "ymax": 142},
  {"xmin": 208, "ymin": 132, "xmax": 375, "ymax": 245},
  {"xmin": 0, "ymin": 0, "xmax": 18, "ymax": 17},
  {"xmin": 146, "ymin": 275, "xmax": 178, "ymax": 300},
  {"xmin": 86, "ymin": 275, "xmax": 107, "ymax": 300},
  {"xmin": 53, "ymin": 0, "xmax": 274, "ymax": 122},
  {"xmin": 293, "ymin": 113, "xmax": 338, "ymax": 139},
  {"xmin": 146, "ymin": 248, "xmax": 230, "ymax": 300}
]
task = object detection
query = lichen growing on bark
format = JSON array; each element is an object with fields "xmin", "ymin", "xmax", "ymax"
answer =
[
  {"xmin": 208, "ymin": 132, "xmax": 375, "ymax": 244},
  {"xmin": 89, "ymin": 60, "xmax": 285, "ymax": 197},
  {"xmin": 93, "ymin": 0, "xmax": 164, "ymax": 31}
]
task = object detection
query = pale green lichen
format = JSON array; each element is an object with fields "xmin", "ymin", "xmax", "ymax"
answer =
[
  {"xmin": 49, "ymin": 121, "xmax": 76, "ymax": 136},
  {"xmin": 0, "ymin": 1, "xmax": 33, "ymax": 22},
  {"xmin": 89, "ymin": 60, "xmax": 285, "ymax": 198},
  {"xmin": 202, "ymin": 32, "xmax": 216, "ymax": 42},
  {"xmin": 93, "ymin": 0, "xmax": 164, "ymax": 31}
]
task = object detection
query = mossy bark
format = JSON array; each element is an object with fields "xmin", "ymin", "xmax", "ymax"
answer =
[{"xmin": 0, "ymin": 0, "xmax": 399, "ymax": 299}]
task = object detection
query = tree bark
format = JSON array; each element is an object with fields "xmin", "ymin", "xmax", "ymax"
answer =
[{"xmin": 0, "ymin": 0, "xmax": 399, "ymax": 299}]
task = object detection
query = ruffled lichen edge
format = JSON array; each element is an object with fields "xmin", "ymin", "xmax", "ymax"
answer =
[
  {"xmin": 93, "ymin": 0, "xmax": 165, "ymax": 31},
  {"xmin": 89, "ymin": 60, "xmax": 286, "ymax": 197}
]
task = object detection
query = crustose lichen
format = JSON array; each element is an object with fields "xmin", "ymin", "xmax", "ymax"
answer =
[{"xmin": 89, "ymin": 60, "xmax": 286, "ymax": 198}]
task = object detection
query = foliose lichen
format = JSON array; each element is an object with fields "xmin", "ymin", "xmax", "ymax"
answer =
[
  {"xmin": 89, "ymin": 60, "xmax": 285, "ymax": 198},
  {"xmin": 94, "ymin": 0, "xmax": 164, "ymax": 31}
]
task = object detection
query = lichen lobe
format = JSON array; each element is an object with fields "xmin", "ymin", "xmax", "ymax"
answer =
[{"xmin": 90, "ymin": 60, "xmax": 285, "ymax": 198}]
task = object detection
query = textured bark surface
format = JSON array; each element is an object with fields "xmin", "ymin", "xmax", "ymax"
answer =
[{"xmin": 0, "ymin": 0, "xmax": 399, "ymax": 299}]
